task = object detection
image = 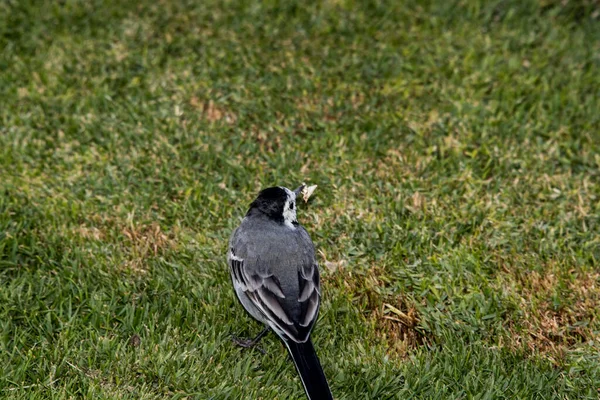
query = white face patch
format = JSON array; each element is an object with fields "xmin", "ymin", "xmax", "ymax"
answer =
[{"xmin": 281, "ymin": 187, "xmax": 298, "ymax": 228}]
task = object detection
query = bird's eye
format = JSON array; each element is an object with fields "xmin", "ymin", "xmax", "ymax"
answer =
[{"xmin": 289, "ymin": 202, "xmax": 294, "ymax": 210}]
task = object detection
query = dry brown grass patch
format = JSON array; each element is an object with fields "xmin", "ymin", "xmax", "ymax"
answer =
[
  {"xmin": 501, "ymin": 266, "xmax": 600, "ymax": 359},
  {"xmin": 75, "ymin": 225, "xmax": 105, "ymax": 241},
  {"xmin": 190, "ymin": 97, "xmax": 237, "ymax": 124},
  {"xmin": 324, "ymin": 262, "xmax": 426, "ymax": 357},
  {"xmin": 376, "ymin": 300, "xmax": 426, "ymax": 357},
  {"xmin": 122, "ymin": 222, "xmax": 176, "ymax": 273}
]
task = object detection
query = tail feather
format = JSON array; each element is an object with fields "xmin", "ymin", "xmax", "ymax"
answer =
[{"xmin": 284, "ymin": 339, "xmax": 333, "ymax": 400}]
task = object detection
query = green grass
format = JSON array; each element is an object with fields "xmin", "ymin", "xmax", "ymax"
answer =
[{"xmin": 1, "ymin": 0, "xmax": 600, "ymax": 398}]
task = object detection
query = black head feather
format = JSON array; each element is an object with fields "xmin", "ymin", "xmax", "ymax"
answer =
[{"xmin": 247, "ymin": 187, "xmax": 289, "ymax": 222}]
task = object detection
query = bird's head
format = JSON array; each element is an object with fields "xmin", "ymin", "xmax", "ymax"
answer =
[{"xmin": 247, "ymin": 185, "xmax": 305, "ymax": 227}]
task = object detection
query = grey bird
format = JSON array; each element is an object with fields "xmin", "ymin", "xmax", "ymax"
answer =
[{"xmin": 228, "ymin": 185, "xmax": 333, "ymax": 400}]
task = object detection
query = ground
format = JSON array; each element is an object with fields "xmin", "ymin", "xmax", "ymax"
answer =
[{"xmin": 1, "ymin": 0, "xmax": 599, "ymax": 398}]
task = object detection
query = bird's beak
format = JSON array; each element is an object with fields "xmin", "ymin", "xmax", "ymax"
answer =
[{"xmin": 293, "ymin": 184, "xmax": 305, "ymax": 197}]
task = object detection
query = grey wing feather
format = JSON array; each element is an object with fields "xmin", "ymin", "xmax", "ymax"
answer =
[
  {"xmin": 298, "ymin": 263, "xmax": 320, "ymax": 327},
  {"xmin": 229, "ymin": 247, "xmax": 296, "ymax": 325},
  {"xmin": 229, "ymin": 227, "xmax": 320, "ymax": 342}
]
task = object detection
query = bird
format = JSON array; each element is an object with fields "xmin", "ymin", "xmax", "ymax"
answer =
[{"xmin": 228, "ymin": 185, "xmax": 333, "ymax": 400}]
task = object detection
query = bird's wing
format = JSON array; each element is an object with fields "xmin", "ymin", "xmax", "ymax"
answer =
[
  {"xmin": 229, "ymin": 245, "xmax": 320, "ymax": 342},
  {"xmin": 297, "ymin": 261, "xmax": 320, "ymax": 329}
]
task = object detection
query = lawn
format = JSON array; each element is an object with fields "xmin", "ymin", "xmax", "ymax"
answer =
[{"xmin": 1, "ymin": 0, "xmax": 599, "ymax": 398}]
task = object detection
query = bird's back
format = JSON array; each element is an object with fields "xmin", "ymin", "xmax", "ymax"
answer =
[{"xmin": 230, "ymin": 215, "xmax": 319, "ymax": 338}]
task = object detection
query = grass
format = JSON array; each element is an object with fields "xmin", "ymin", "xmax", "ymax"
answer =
[{"xmin": 1, "ymin": 0, "xmax": 599, "ymax": 398}]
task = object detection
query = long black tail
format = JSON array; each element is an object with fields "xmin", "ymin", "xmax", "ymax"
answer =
[{"xmin": 284, "ymin": 338, "xmax": 333, "ymax": 400}]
